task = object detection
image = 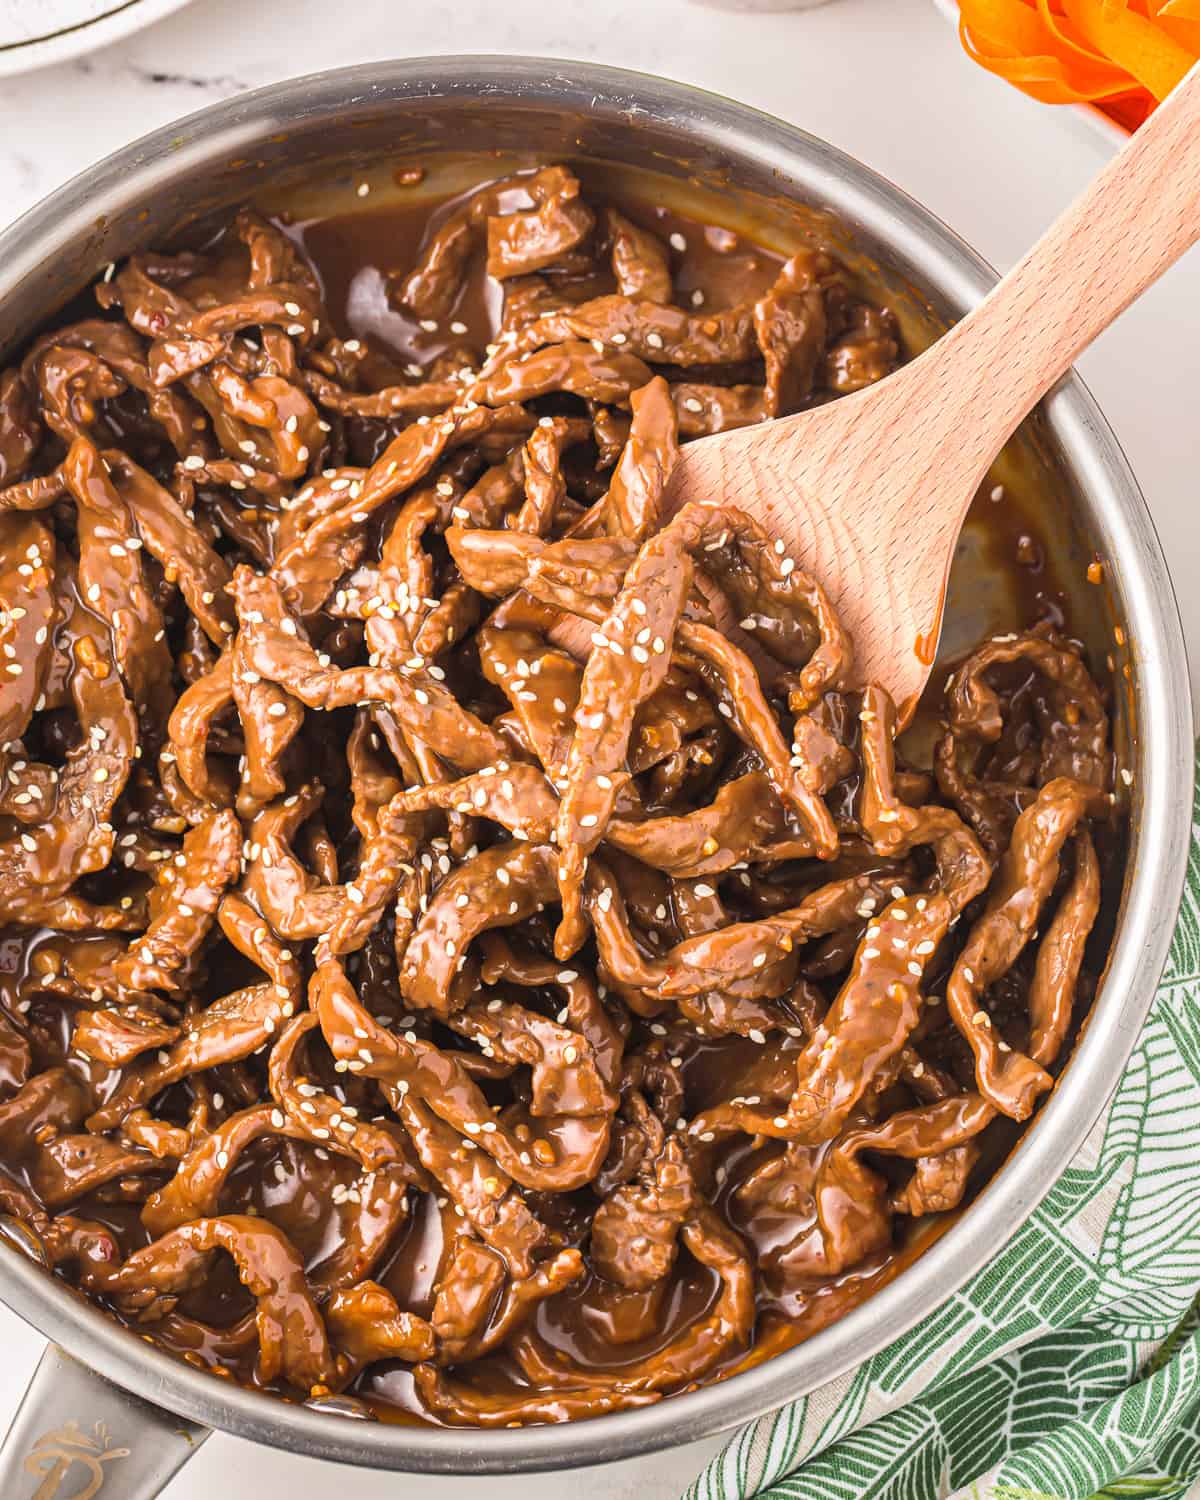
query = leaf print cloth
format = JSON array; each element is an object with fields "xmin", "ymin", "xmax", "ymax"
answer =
[{"xmin": 688, "ymin": 757, "xmax": 1200, "ymax": 1500}]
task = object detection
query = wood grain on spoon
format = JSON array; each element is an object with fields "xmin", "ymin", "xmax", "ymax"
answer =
[{"xmin": 658, "ymin": 61, "xmax": 1200, "ymax": 719}]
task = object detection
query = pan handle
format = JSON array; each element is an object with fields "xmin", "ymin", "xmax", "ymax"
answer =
[{"xmin": 0, "ymin": 1342, "xmax": 208, "ymax": 1499}]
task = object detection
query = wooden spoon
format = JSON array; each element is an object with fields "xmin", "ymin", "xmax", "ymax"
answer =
[{"xmin": 664, "ymin": 61, "xmax": 1200, "ymax": 720}]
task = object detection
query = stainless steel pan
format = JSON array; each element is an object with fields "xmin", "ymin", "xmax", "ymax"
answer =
[{"xmin": 0, "ymin": 55, "xmax": 1189, "ymax": 1499}]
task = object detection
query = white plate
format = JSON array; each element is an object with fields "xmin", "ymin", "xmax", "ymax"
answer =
[
  {"xmin": 931, "ymin": 0, "xmax": 1129, "ymax": 149},
  {"xmin": 0, "ymin": 0, "xmax": 197, "ymax": 77}
]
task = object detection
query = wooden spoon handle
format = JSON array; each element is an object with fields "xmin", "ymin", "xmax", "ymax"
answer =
[{"xmin": 906, "ymin": 59, "xmax": 1200, "ymax": 489}]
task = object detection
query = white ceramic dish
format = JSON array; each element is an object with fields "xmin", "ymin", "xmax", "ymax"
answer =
[
  {"xmin": 931, "ymin": 0, "xmax": 1130, "ymax": 149},
  {"xmin": 0, "ymin": 0, "xmax": 196, "ymax": 78}
]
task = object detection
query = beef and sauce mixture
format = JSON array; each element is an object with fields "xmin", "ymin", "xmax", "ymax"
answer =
[{"xmin": 0, "ymin": 163, "xmax": 1121, "ymax": 1427}]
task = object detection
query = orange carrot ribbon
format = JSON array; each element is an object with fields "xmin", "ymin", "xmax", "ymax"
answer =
[{"xmin": 955, "ymin": 0, "xmax": 1199, "ymax": 125}]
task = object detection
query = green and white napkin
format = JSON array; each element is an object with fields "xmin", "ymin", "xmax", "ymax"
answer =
[{"xmin": 690, "ymin": 761, "xmax": 1200, "ymax": 1500}]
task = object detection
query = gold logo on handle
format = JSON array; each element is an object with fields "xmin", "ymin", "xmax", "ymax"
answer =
[{"xmin": 22, "ymin": 1420, "xmax": 129, "ymax": 1500}]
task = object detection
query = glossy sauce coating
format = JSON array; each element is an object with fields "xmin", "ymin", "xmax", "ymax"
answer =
[{"xmin": 0, "ymin": 163, "xmax": 1122, "ymax": 1428}]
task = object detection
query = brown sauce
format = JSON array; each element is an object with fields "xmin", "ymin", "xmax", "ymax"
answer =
[{"xmin": 0, "ymin": 158, "xmax": 1124, "ymax": 1429}]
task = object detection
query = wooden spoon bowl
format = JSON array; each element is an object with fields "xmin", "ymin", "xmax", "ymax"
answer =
[{"xmin": 663, "ymin": 62, "xmax": 1200, "ymax": 718}]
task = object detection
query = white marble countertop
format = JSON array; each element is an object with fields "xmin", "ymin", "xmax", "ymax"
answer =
[{"xmin": 1, "ymin": 0, "xmax": 1197, "ymax": 1495}]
